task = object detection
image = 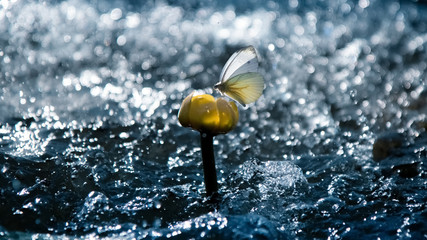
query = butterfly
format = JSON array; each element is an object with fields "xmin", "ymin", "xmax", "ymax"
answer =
[{"xmin": 214, "ymin": 46, "xmax": 264, "ymax": 107}]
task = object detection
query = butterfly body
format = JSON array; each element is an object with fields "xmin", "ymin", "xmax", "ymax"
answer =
[{"xmin": 214, "ymin": 46, "xmax": 264, "ymax": 107}]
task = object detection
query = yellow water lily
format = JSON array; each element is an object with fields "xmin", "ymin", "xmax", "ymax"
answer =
[{"xmin": 178, "ymin": 92, "xmax": 239, "ymax": 135}]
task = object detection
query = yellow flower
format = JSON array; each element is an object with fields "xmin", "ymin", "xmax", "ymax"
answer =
[{"xmin": 178, "ymin": 92, "xmax": 239, "ymax": 135}]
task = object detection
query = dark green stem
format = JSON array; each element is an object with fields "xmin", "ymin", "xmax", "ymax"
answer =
[{"xmin": 200, "ymin": 132, "xmax": 218, "ymax": 197}]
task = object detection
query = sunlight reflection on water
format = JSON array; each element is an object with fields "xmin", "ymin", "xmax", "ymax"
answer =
[{"xmin": 0, "ymin": 0, "xmax": 426, "ymax": 239}]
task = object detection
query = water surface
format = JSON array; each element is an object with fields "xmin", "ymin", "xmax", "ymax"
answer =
[{"xmin": 0, "ymin": 0, "xmax": 426, "ymax": 239}]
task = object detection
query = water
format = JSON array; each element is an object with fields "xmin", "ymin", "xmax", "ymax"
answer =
[{"xmin": 0, "ymin": 0, "xmax": 426, "ymax": 239}]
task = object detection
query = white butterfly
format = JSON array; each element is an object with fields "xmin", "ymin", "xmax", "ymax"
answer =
[{"xmin": 214, "ymin": 46, "xmax": 264, "ymax": 107}]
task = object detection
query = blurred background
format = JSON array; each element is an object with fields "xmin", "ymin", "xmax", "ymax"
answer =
[{"xmin": 0, "ymin": 0, "xmax": 426, "ymax": 239}]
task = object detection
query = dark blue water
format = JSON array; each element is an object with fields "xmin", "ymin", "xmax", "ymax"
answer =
[{"xmin": 0, "ymin": 0, "xmax": 426, "ymax": 239}]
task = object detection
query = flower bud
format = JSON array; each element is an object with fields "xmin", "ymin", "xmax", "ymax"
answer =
[{"xmin": 178, "ymin": 92, "xmax": 239, "ymax": 135}]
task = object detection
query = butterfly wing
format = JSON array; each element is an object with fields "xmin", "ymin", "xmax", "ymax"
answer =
[
  {"xmin": 219, "ymin": 46, "xmax": 259, "ymax": 83},
  {"xmin": 220, "ymin": 72, "xmax": 264, "ymax": 106}
]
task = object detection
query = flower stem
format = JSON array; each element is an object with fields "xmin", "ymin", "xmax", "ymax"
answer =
[{"xmin": 200, "ymin": 132, "xmax": 218, "ymax": 197}]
